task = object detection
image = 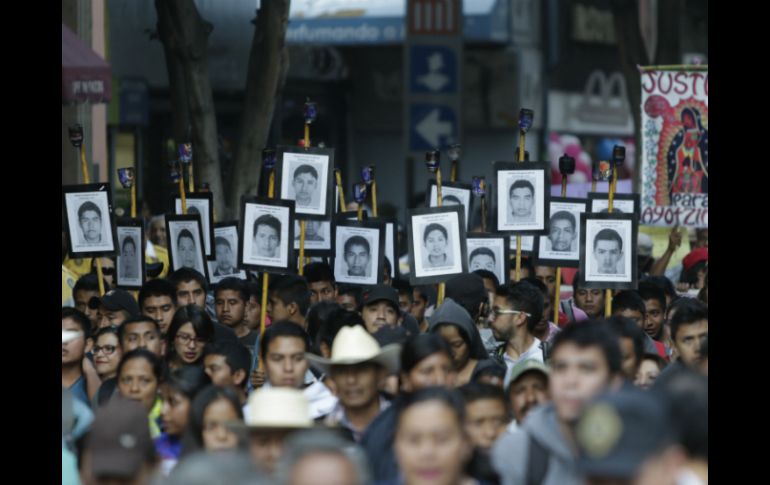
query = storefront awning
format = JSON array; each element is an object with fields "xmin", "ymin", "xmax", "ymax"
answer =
[{"xmin": 62, "ymin": 23, "xmax": 112, "ymax": 104}]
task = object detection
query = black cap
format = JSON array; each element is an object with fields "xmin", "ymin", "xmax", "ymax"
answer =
[
  {"xmin": 360, "ymin": 285, "xmax": 399, "ymax": 312},
  {"xmin": 88, "ymin": 289, "xmax": 140, "ymax": 317}
]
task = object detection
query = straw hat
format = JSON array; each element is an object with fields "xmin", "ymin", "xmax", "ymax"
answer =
[
  {"xmin": 238, "ymin": 388, "xmax": 313, "ymax": 430},
  {"xmin": 306, "ymin": 324, "xmax": 401, "ymax": 375}
]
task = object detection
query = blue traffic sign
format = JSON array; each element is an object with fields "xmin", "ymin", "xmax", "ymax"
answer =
[
  {"xmin": 409, "ymin": 104, "xmax": 457, "ymax": 151},
  {"xmin": 410, "ymin": 45, "xmax": 458, "ymax": 94}
]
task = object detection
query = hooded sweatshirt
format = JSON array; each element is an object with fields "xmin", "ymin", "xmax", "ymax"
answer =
[{"xmin": 428, "ymin": 298, "xmax": 490, "ymax": 361}]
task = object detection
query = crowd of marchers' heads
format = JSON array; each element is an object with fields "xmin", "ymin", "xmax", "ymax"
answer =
[{"xmin": 63, "ymin": 259, "xmax": 708, "ymax": 485}]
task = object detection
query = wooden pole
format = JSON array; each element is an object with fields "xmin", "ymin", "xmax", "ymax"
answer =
[
  {"xmin": 80, "ymin": 146, "xmax": 90, "ymax": 184},
  {"xmin": 258, "ymin": 171, "xmax": 276, "ymax": 371},
  {"xmin": 450, "ymin": 161, "xmax": 458, "ymax": 182},
  {"xmin": 188, "ymin": 164, "xmax": 195, "ymax": 193},
  {"xmin": 436, "ymin": 168, "xmax": 445, "ymax": 306},
  {"xmin": 298, "ymin": 120, "xmax": 312, "ymax": 274},
  {"xmin": 515, "ymin": 133, "xmax": 526, "ymax": 282},
  {"xmin": 335, "ymin": 170, "xmax": 347, "ymax": 211},
  {"xmin": 554, "ymin": 178, "xmax": 568, "ymax": 323},
  {"xmin": 604, "ymin": 167, "xmax": 618, "ymax": 317},
  {"xmin": 130, "ymin": 184, "xmax": 137, "ymax": 219},
  {"xmin": 372, "ymin": 180, "xmax": 378, "ymax": 217}
]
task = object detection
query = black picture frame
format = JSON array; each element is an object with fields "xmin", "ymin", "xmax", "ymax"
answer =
[
  {"xmin": 535, "ymin": 197, "xmax": 589, "ymax": 268},
  {"xmin": 425, "ymin": 180, "xmax": 474, "ymax": 231},
  {"xmin": 587, "ymin": 192, "xmax": 641, "ymax": 220},
  {"xmin": 332, "ymin": 219, "xmax": 386, "ymax": 286},
  {"xmin": 239, "ymin": 196, "xmax": 296, "ymax": 274},
  {"xmin": 493, "ymin": 161, "xmax": 551, "ymax": 236},
  {"xmin": 579, "ymin": 212, "xmax": 638, "ymax": 290},
  {"xmin": 276, "ymin": 145, "xmax": 335, "ymax": 221},
  {"xmin": 369, "ymin": 216, "xmax": 399, "ymax": 279},
  {"xmin": 293, "ymin": 219, "xmax": 332, "ymax": 256},
  {"xmin": 63, "ymin": 183, "xmax": 117, "ymax": 258},
  {"xmin": 115, "ymin": 218, "xmax": 145, "ymax": 289},
  {"xmin": 166, "ymin": 214, "xmax": 210, "ymax": 280},
  {"xmin": 207, "ymin": 221, "xmax": 248, "ymax": 285},
  {"xmin": 407, "ymin": 205, "xmax": 468, "ymax": 286},
  {"xmin": 510, "ymin": 235, "xmax": 537, "ymax": 256},
  {"xmin": 466, "ymin": 232, "xmax": 510, "ymax": 286},
  {"xmin": 172, "ymin": 192, "xmax": 215, "ymax": 260}
]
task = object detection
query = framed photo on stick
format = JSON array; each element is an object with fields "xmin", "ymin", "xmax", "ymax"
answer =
[
  {"xmin": 239, "ymin": 197, "xmax": 295, "ymax": 273},
  {"xmin": 332, "ymin": 219, "xmax": 385, "ymax": 286},
  {"xmin": 407, "ymin": 206, "xmax": 468, "ymax": 285},
  {"xmin": 535, "ymin": 197, "xmax": 588, "ymax": 268},
  {"xmin": 115, "ymin": 218, "xmax": 145, "ymax": 289},
  {"xmin": 467, "ymin": 233, "xmax": 510, "ymax": 286},
  {"xmin": 173, "ymin": 192, "xmax": 215, "ymax": 259},
  {"xmin": 166, "ymin": 214, "xmax": 209, "ymax": 279},
  {"xmin": 494, "ymin": 161, "xmax": 551, "ymax": 235},
  {"xmin": 426, "ymin": 180, "xmax": 473, "ymax": 231},
  {"xmin": 293, "ymin": 219, "xmax": 332, "ymax": 256},
  {"xmin": 587, "ymin": 192, "xmax": 641, "ymax": 220},
  {"xmin": 579, "ymin": 212, "xmax": 638, "ymax": 290},
  {"xmin": 207, "ymin": 222, "xmax": 248, "ymax": 285},
  {"xmin": 277, "ymin": 146, "xmax": 335, "ymax": 220},
  {"xmin": 63, "ymin": 183, "xmax": 117, "ymax": 258}
]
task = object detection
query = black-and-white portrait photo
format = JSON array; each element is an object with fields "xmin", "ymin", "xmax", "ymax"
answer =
[
  {"xmin": 166, "ymin": 216, "xmax": 208, "ymax": 278},
  {"xmin": 294, "ymin": 219, "xmax": 331, "ymax": 254},
  {"xmin": 116, "ymin": 223, "xmax": 143, "ymax": 288},
  {"xmin": 536, "ymin": 197, "xmax": 587, "ymax": 267},
  {"xmin": 495, "ymin": 162, "xmax": 550, "ymax": 234},
  {"xmin": 580, "ymin": 213, "xmax": 638, "ymax": 289},
  {"xmin": 588, "ymin": 193, "xmax": 641, "ymax": 219},
  {"xmin": 240, "ymin": 197, "xmax": 294, "ymax": 272},
  {"xmin": 333, "ymin": 222, "xmax": 384, "ymax": 286},
  {"xmin": 408, "ymin": 206, "xmax": 467, "ymax": 285},
  {"xmin": 63, "ymin": 185, "xmax": 116, "ymax": 256},
  {"xmin": 174, "ymin": 193, "xmax": 214, "ymax": 258},
  {"xmin": 467, "ymin": 235, "xmax": 509, "ymax": 286},
  {"xmin": 207, "ymin": 223, "xmax": 247, "ymax": 284},
  {"xmin": 279, "ymin": 147, "xmax": 333, "ymax": 218},
  {"xmin": 427, "ymin": 182, "xmax": 472, "ymax": 230}
]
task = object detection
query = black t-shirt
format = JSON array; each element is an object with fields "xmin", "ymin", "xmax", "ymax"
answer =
[
  {"xmin": 213, "ymin": 322, "xmax": 238, "ymax": 343},
  {"xmin": 239, "ymin": 330, "xmax": 259, "ymax": 357}
]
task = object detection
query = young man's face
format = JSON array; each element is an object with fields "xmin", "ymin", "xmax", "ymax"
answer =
[
  {"xmin": 594, "ymin": 240, "xmax": 622, "ymax": 274},
  {"xmin": 470, "ymin": 254, "xmax": 495, "ymax": 272},
  {"xmin": 97, "ymin": 307, "xmax": 130, "ymax": 330},
  {"xmin": 464, "ymin": 398, "xmax": 509, "ymax": 451},
  {"xmin": 643, "ymin": 299, "xmax": 665, "ymax": 339},
  {"xmin": 410, "ymin": 291, "xmax": 428, "ymax": 321},
  {"xmin": 509, "ymin": 371, "xmax": 549, "ymax": 423},
  {"xmin": 534, "ymin": 266, "xmax": 557, "ymax": 299},
  {"xmin": 255, "ymin": 225, "xmax": 280, "ymax": 257},
  {"xmin": 397, "ymin": 292, "xmax": 412, "ymax": 314},
  {"xmin": 204, "ymin": 354, "xmax": 238, "ymax": 388},
  {"xmin": 178, "ymin": 236, "xmax": 197, "ymax": 269},
  {"xmin": 80, "ymin": 210, "xmax": 102, "ymax": 242},
  {"xmin": 141, "ymin": 295, "xmax": 176, "ymax": 336},
  {"xmin": 510, "ymin": 187, "xmax": 533, "ymax": 218},
  {"xmin": 215, "ymin": 290, "xmax": 246, "ymax": 328},
  {"xmin": 309, "ymin": 280, "xmax": 336, "ymax": 304},
  {"xmin": 121, "ymin": 321, "xmax": 162, "ymax": 356},
  {"xmin": 267, "ymin": 294, "xmax": 293, "ymax": 322},
  {"xmin": 215, "ymin": 243, "xmax": 234, "ymax": 272},
  {"xmin": 618, "ymin": 337, "xmax": 640, "ymax": 381},
  {"xmin": 329, "ymin": 362, "xmax": 383, "ymax": 410},
  {"xmin": 674, "ymin": 319, "xmax": 708, "ymax": 368},
  {"xmin": 575, "ymin": 289, "xmax": 605, "ymax": 318},
  {"xmin": 549, "ymin": 218, "xmax": 576, "ymax": 251},
  {"xmin": 336, "ymin": 293, "xmax": 357, "ymax": 312},
  {"xmin": 62, "ymin": 317, "xmax": 89, "ymax": 365},
  {"xmin": 244, "ymin": 295, "xmax": 262, "ymax": 330},
  {"xmin": 293, "ymin": 173, "xmax": 318, "ymax": 206},
  {"xmin": 361, "ymin": 301, "xmax": 398, "ymax": 334},
  {"xmin": 176, "ymin": 280, "xmax": 206, "ymax": 308},
  {"xmin": 74, "ymin": 289, "xmax": 100, "ymax": 327},
  {"xmin": 550, "ymin": 342, "xmax": 614, "ymax": 423},
  {"xmin": 490, "ymin": 295, "xmax": 521, "ymax": 343},
  {"xmin": 264, "ymin": 336, "xmax": 308, "ymax": 388},
  {"xmin": 345, "ymin": 244, "xmax": 370, "ymax": 276}
]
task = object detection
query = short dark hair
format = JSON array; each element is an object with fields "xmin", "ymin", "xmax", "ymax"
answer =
[
  {"xmin": 509, "ymin": 179, "xmax": 534, "ymax": 198},
  {"xmin": 118, "ymin": 316, "xmax": 161, "ymax": 344},
  {"xmin": 344, "ymin": 236, "xmax": 370, "ymax": 255},
  {"xmin": 117, "ymin": 348, "xmax": 163, "ymax": 382},
  {"xmin": 550, "ymin": 211, "xmax": 576, "ymax": 231},
  {"xmin": 655, "ymin": 367, "xmax": 708, "ymax": 460},
  {"xmin": 637, "ymin": 281, "xmax": 667, "ymax": 313},
  {"xmin": 94, "ymin": 325, "xmax": 120, "ymax": 343},
  {"xmin": 550, "ymin": 319, "xmax": 622, "ymax": 375},
  {"xmin": 73, "ymin": 274, "xmax": 103, "ymax": 297},
  {"xmin": 469, "ymin": 247, "xmax": 496, "ymax": 264},
  {"xmin": 214, "ymin": 277, "xmax": 249, "ymax": 302},
  {"xmin": 139, "ymin": 278, "xmax": 178, "ymax": 309},
  {"xmin": 495, "ymin": 281, "xmax": 544, "ymax": 332},
  {"xmin": 336, "ymin": 284, "xmax": 363, "ymax": 308},
  {"xmin": 260, "ymin": 321, "xmax": 309, "ymax": 360},
  {"xmin": 164, "ymin": 366, "xmax": 211, "ymax": 400},
  {"xmin": 306, "ymin": 301, "xmax": 344, "ymax": 347},
  {"xmin": 641, "ymin": 276, "xmax": 677, "ymax": 302},
  {"xmin": 397, "ymin": 387, "xmax": 465, "ymax": 430},
  {"xmin": 423, "ymin": 223, "xmax": 448, "ymax": 243},
  {"xmin": 270, "ymin": 274, "xmax": 312, "ymax": 317},
  {"xmin": 304, "ymin": 262, "xmax": 336, "ymax": 285},
  {"xmin": 669, "ymin": 298, "xmax": 708, "ymax": 341},
  {"xmin": 641, "ymin": 352, "xmax": 668, "ymax": 372},
  {"xmin": 392, "ymin": 279, "xmax": 413, "ymax": 300},
  {"xmin": 253, "ymin": 214, "xmax": 281, "ymax": 239},
  {"xmin": 401, "ymin": 334, "xmax": 453, "ymax": 375},
  {"xmin": 612, "ymin": 291, "xmax": 646, "ymax": 316},
  {"xmin": 383, "ymin": 256, "xmax": 392, "ymax": 281},
  {"xmin": 315, "ymin": 309, "xmax": 365, "ymax": 355},
  {"xmin": 443, "ymin": 195, "xmax": 462, "ymax": 205},
  {"xmin": 593, "ymin": 228, "xmax": 623, "ymax": 252},
  {"xmin": 457, "ymin": 382, "xmax": 508, "ymax": 411},
  {"xmin": 214, "ymin": 236, "xmax": 231, "ymax": 250},
  {"xmin": 121, "ymin": 236, "xmax": 137, "ymax": 253},
  {"xmin": 62, "ymin": 307, "xmax": 92, "ymax": 339},
  {"xmin": 203, "ymin": 341, "xmax": 252, "ymax": 389},
  {"xmin": 169, "ymin": 268, "xmax": 208, "ymax": 292},
  {"xmin": 293, "ymin": 164, "xmax": 318, "ymax": 180},
  {"xmin": 606, "ymin": 316, "xmax": 646, "ymax": 367},
  {"xmin": 177, "ymin": 228, "xmax": 196, "ymax": 248},
  {"xmin": 473, "ymin": 269, "xmax": 500, "ymax": 288},
  {"xmin": 78, "ymin": 201, "xmax": 101, "ymax": 220}
]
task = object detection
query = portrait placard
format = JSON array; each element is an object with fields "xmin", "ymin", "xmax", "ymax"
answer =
[
  {"xmin": 579, "ymin": 212, "xmax": 638, "ymax": 290},
  {"xmin": 115, "ymin": 218, "xmax": 144, "ymax": 289},
  {"xmin": 166, "ymin": 214, "xmax": 209, "ymax": 279},
  {"xmin": 494, "ymin": 162, "xmax": 551, "ymax": 235},
  {"xmin": 535, "ymin": 197, "xmax": 588, "ymax": 268},
  {"xmin": 332, "ymin": 220, "xmax": 385, "ymax": 286},
  {"xmin": 277, "ymin": 146, "xmax": 334, "ymax": 220},
  {"xmin": 407, "ymin": 206, "xmax": 468, "ymax": 285},
  {"xmin": 173, "ymin": 192, "xmax": 215, "ymax": 259},
  {"xmin": 207, "ymin": 222, "xmax": 248, "ymax": 284},
  {"xmin": 63, "ymin": 184, "xmax": 117, "ymax": 257},
  {"xmin": 239, "ymin": 197, "xmax": 295, "ymax": 273}
]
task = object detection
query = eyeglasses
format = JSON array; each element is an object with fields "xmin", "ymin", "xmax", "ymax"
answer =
[
  {"xmin": 491, "ymin": 307, "xmax": 532, "ymax": 318},
  {"xmin": 175, "ymin": 333, "xmax": 207, "ymax": 346},
  {"xmin": 92, "ymin": 344, "xmax": 118, "ymax": 355}
]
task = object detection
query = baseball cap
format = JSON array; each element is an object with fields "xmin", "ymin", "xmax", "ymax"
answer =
[
  {"xmin": 88, "ymin": 289, "xmax": 140, "ymax": 317},
  {"xmin": 504, "ymin": 358, "xmax": 550, "ymax": 391},
  {"xmin": 360, "ymin": 284, "xmax": 399, "ymax": 312},
  {"xmin": 682, "ymin": 247, "xmax": 708, "ymax": 273}
]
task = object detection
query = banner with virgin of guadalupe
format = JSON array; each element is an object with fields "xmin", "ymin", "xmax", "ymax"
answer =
[{"xmin": 640, "ymin": 67, "xmax": 708, "ymax": 228}]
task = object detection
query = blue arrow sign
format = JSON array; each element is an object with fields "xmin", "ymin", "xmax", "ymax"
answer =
[
  {"xmin": 410, "ymin": 104, "xmax": 457, "ymax": 151},
  {"xmin": 410, "ymin": 45, "xmax": 458, "ymax": 94}
]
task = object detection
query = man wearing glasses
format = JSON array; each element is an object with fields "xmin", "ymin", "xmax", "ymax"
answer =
[{"xmin": 490, "ymin": 281, "xmax": 545, "ymax": 380}]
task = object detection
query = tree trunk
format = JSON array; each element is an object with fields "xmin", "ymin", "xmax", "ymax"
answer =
[
  {"xmin": 156, "ymin": 0, "xmax": 224, "ymax": 218},
  {"xmin": 227, "ymin": 0, "xmax": 291, "ymax": 215},
  {"xmin": 160, "ymin": 36, "xmax": 191, "ymax": 150}
]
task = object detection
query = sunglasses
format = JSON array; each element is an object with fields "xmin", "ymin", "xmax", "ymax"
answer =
[{"xmin": 100, "ymin": 267, "xmax": 116, "ymax": 276}]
